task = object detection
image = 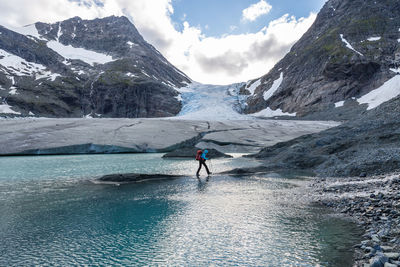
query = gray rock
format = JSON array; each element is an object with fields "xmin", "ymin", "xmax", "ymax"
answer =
[
  {"xmin": 383, "ymin": 262, "xmax": 397, "ymax": 267},
  {"xmin": 370, "ymin": 254, "xmax": 389, "ymax": 267},
  {"xmin": 381, "ymin": 246, "xmax": 394, "ymax": 252},
  {"xmin": 384, "ymin": 253, "xmax": 400, "ymax": 260}
]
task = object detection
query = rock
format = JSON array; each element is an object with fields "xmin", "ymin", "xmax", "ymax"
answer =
[
  {"xmin": 372, "ymin": 235, "xmax": 381, "ymax": 243},
  {"xmin": 364, "ymin": 246, "xmax": 374, "ymax": 253},
  {"xmin": 247, "ymin": 92, "xmax": 400, "ymax": 177},
  {"xmin": 389, "ymin": 260, "xmax": 400, "ymax": 266},
  {"xmin": 369, "ymin": 254, "xmax": 389, "ymax": 267},
  {"xmin": 381, "ymin": 246, "xmax": 394, "ymax": 252},
  {"xmin": 384, "ymin": 253, "xmax": 400, "ymax": 260}
]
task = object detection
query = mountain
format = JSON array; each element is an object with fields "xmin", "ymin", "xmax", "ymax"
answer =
[
  {"xmin": 0, "ymin": 16, "xmax": 190, "ymax": 118},
  {"xmin": 230, "ymin": 0, "xmax": 400, "ymax": 177},
  {"xmin": 241, "ymin": 0, "xmax": 400, "ymax": 119}
]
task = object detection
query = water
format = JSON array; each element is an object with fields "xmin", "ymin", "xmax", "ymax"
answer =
[{"xmin": 0, "ymin": 154, "xmax": 362, "ymax": 266}]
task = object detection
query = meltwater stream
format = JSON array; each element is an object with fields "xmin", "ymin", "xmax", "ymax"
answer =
[{"xmin": 0, "ymin": 154, "xmax": 362, "ymax": 266}]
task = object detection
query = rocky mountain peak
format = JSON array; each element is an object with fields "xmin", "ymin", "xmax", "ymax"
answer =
[
  {"xmin": 242, "ymin": 0, "xmax": 400, "ymax": 119},
  {"xmin": 0, "ymin": 16, "xmax": 190, "ymax": 118}
]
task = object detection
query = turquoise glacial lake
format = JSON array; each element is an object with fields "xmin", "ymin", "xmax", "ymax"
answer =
[{"xmin": 0, "ymin": 154, "xmax": 362, "ymax": 266}]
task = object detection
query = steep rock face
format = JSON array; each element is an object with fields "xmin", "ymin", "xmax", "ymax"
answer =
[
  {"xmin": 243, "ymin": 0, "xmax": 400, "ymax": 118},
  {"xmin": 0, "ymin": 16, "xmax": 190, "ymax": 118},
  {"xmin": 249, "ymin": 95, "xmax": 400, "ymax": 177}
]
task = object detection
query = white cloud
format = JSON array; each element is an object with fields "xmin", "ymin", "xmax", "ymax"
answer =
[
  {"xmin": 242, "ymin": 0, "xmax": 272, "ymax": 22},
  {"xmin": 0, "ymin": 0, "xmax": 316, "ymax": 85},
  {"xmin": 229, "ymin": 25, "xmax": 238, "ymax": 32}
]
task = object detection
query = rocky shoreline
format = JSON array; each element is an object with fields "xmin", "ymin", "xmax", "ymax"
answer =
[{"xmin": 310, "ymin": 174, "xmax": 400, "ymax": 267}]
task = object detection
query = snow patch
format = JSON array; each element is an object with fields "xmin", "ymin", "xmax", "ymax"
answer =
[
  {"xmin": 246, "ymin": 78, "xmax": 262, "ymax": 95},
  {"xmin": 390, "ymin": 67, "xmax": 400, "ymax": 74},
  {"xmin": 56, "ymin": 23, "xmax": 62, "ymax": 41},
  {"xmin": 127, "ymin": 41, "xmax": 138, "ymax": 48},
  {"xmin": 0, "ymin": 103, "xmax": 20, "ymax": 114},
  {"xmin": 9, "ymin": 24, "xmax": 44, "ymax": 40},
  {"xmin": 340, "ymin": 34, "xmax": 363, "ymax": 56},
  {"xmin": 47, "ymin": 41, "xmax": 114, "ymax": 66},
  {"xmin": 253, "ymin": 107, "xmax": 296, "ymax": 118},
  {"xmin": 84, "ymin": 113, "xmax": 102, "ymax": 119},
  {"xmin": 126, "ymin": 72, "xmax": 137, "ymax": 78},
  {"xmin": 357, "ymin": 74, "xmax": 400, "ymax": 110},
  {"xmin": 141, "ymin": 70, "xmax": 150, "ymax": 78},
  {"xmin": 367, "ymin": 36, "xmax": 381, "ymax": 41},
  {"xmin": 36, "ymin": 73, "xmax": 60, "ymax": 81},
  {"xmin": 71, "ymin": 26, "xmax": 76, "ymax": 39},
  {"xmin": 263, "ymin": 72, "xmax": 283, "ymax": 101},
  {"xmin": 8, "ymin": 76, "xmax": 15, "ymax": 85},
  {"xmin": 175, "ymin": 94, "xmax": 183, "ymax": 102},
  {"xmin": 0, "ymin": 49, "xmax": 60, "ymax": 80},
  {"xmin": 9, "ymin": 87, "xmax": 18, "ymax": 95},
  {"xmin": 334, "ymin": 100, "xmax": 345, "ymax": 108}
]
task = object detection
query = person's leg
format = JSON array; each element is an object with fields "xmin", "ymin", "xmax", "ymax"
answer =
[
  {"xmin": 203, "ymin": 161, "xmax": 210, "ymax": 175},
  {"xmin": 196, "ymin": 160, "xmax": 202, "ymax": 175}
]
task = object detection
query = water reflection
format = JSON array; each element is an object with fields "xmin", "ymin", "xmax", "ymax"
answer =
[
  {"xmin": 197, "ymin": 175, "xmax": 210, "ymax": 192},
  {"xmin": 0, "ymin": 154, "xmax": 362, "ymax": 266}
]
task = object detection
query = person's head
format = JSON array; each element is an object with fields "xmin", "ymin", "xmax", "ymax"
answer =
[{"xmin": 204, "ymin": 149, "xmax": 208, "ymax": 154}]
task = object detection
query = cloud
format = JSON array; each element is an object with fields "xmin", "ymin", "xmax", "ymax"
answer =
[
  {"xmin": 229, "ymin": 25, "xmax": 238, "ymax": 32},
  {"xmin": 0, "ymin": 0, "xmax": 316, "ymax": 85},
  {"xmin": 242, "ymin": 0, "xmax": 272, "ymax": 22},
  {"xmin": 196, "ymin": 50, "xmax": 249, "ymax": 76}
]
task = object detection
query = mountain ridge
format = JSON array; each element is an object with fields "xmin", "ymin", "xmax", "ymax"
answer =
[
  {"xmin": 0, "ymin": 15, "xmax": 190, "ymax": 118},
  {"xmin": 241, "ymin": 0, "xmax": 400, "ymax": 119}
]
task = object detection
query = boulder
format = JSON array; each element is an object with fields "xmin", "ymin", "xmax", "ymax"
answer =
[{"xmin": 98, "ymin": 173, "xmax": 184, "ymax": 183}]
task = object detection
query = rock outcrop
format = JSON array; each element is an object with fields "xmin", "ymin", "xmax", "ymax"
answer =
[
  {"xmin": 0, "ymin": 16, "xmax": 190, "ymax": 118},
  {"xmin": 248, "ymin": 95, "xmax": 400, "ymax": 177},
  {"xmin": 97, "ymin": 173, "xmax": 184, "ymax": 183}
]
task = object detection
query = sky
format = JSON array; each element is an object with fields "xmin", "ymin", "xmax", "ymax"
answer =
[{"xmin": 0, "ymin": 0, "xmax": 327, "ymax": 84}]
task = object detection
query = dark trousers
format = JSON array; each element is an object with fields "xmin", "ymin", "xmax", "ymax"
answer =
[{"xmin": 196, "ymin": 159, "xmax": 210, "ymax": 175}]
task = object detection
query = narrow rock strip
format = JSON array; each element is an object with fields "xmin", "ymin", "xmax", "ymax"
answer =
[{"xmin": 310, "ymin": 174, "xmax": 400, "ymax": 266}]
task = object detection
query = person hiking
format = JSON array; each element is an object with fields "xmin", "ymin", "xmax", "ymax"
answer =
[{"xmin": 196, "ymin": 149, "xmax": 211, "ymax": 176}]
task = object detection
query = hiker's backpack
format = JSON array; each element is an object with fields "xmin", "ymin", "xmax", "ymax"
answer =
[{"xmin": 195, "ymin": 150, "xmax": 202, "ymax": 161}]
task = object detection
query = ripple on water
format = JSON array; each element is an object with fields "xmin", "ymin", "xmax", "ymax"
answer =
[{"xmin": 0, "ymin": 155, "xmax": 362, "ymax": 266}]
